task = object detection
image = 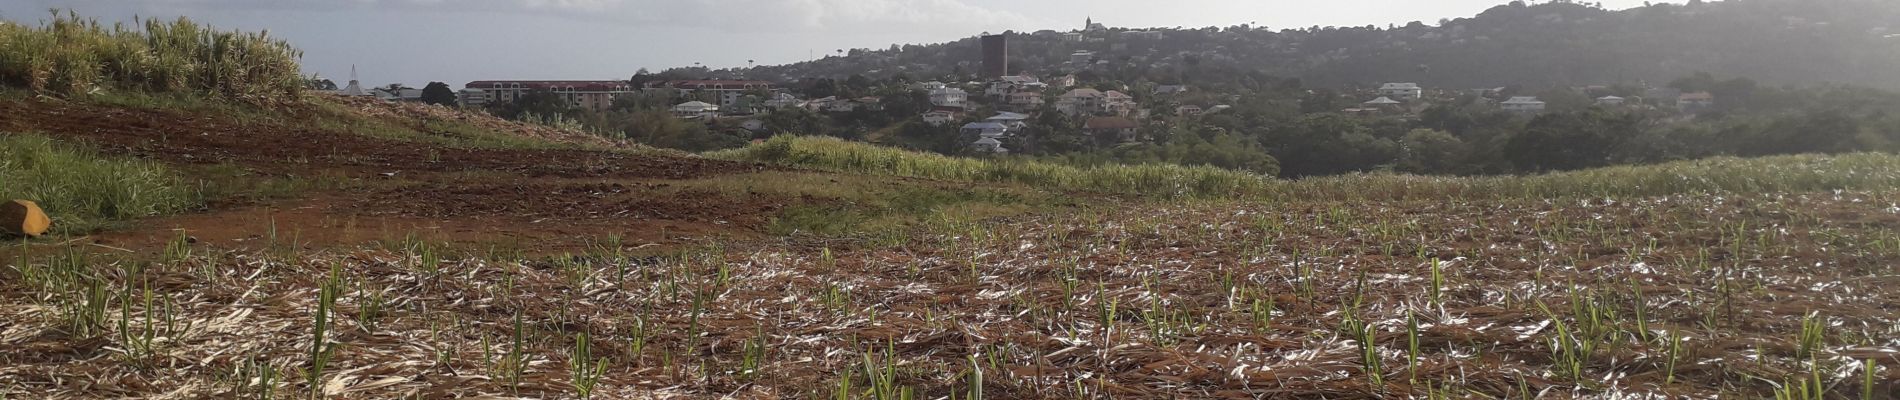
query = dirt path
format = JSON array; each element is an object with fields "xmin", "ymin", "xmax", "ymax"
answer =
[{"xmin": 1, "ymin": 98, "xmax": 788, "ymax": 254}]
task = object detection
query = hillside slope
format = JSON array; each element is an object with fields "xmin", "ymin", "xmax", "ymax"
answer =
[{"xmin": 738, "ymin": 0, "xmax": 1900, "ymax": 89}]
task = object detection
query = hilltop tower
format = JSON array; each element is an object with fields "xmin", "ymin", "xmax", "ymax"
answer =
[{"xmin": 981, "ymin": 33, "xmax": 1008, "ymax": 78}]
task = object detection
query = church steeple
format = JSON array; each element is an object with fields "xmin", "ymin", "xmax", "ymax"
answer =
[{"xmin": 1085, "ymin": 16, "xmax": 1092, "ymax": 30}]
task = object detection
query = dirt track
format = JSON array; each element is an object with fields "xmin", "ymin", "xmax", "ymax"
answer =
[{"xmin": 0, "ymin": 98, "xmax": 784, "ymax": 252}]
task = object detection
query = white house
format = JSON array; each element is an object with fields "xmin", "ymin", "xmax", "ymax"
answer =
[
  {"xmin": 740, "ymin": 119, "xmax": 767, "ymax": 132},
  {"xmin": 1379, "ymin": 83, "xmax": 1423, "ymax": 100},
  {"xmin": 972, "ymin": 137, "xmax": 1008, "ymax": 153},
  {"xmin": 1595, "ymin": 96, "xmax": 1626, "ymax": 106},
  {"xmin": 913, "ymin": 81, "xmax": 947, "ymax": 91},
  {"xmin": 1154, "ymin": 85, "xmax": 1190, "ymax": 95},
  {"xmin": 1005, "ymin": 92, "xmax": 1045, "ymax": 111},
  {"xmin": 764, "ymin": 93, "xmax": 802, "ymax": 109},
  {"xmin": 961, "ymin": 121, "xmax": 1010, "ymax": 138},
  {"xmin": 1363, "ymin": 97, "xmax": 1402, "ymax": 106},
  {"xmin": 672, "ymin": 101, "xmax": 720, "ymax": 117},
  {"xmin": 929, "ymin": 87, "xmax": 968, "ymax": 108},
  {"xmin": 457, "ymin": 89, "xmax": 488, "ymax": 107},
  {"xmin": 1501, "ymin": 96, "xmax": 1546, "ymax": 113},
  {"xmin": 922, "ymin": 110, "xmax": 960, "ymax": 126},
  {"xmin": 984, "ymin": 112, "xmax": 1031, "ymax": 129}
]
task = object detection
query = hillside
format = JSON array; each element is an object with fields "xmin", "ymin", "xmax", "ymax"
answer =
[
  {"xmin": 8, "ymin": 11, "xmax": 1900, "ymax": 400},
  {"xmin": 731, "ymin": 0, "xmax": 1900, "ymax": 89}
]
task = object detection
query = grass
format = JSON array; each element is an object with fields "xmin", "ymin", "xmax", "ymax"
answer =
[
  {"xmin": 713, "ymin": 135, "xmax": 1900, "ymax": 201},
  {"xmin": 708, "ymin": 135, "xmax": 1272, "ymax": 199},
  {"xmin": 0, "ymin": 132, "xmax": 197, "ymax": 233},
  {"xmin": 0, "ymin": 11, "xmax": 303, "ymax": 102}
]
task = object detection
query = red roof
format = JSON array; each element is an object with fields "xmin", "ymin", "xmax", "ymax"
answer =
[
  {"xmin": 644, "ymin": 80, "xmax": 776, "ymax": 90},
  {"xmin": 465, "ymin": 80, "xmax": 632, "ymax": 91}
]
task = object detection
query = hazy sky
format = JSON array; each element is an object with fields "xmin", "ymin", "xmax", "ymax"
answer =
[{"xmin": 3, "ymin": 0, "xmax": 1665, "ymax": 87}]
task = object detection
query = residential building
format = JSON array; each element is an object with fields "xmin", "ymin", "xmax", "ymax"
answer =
[
  {"xmin": 922, "ymin": 110, "xmax": 961, "ymax": 126},
  {"xmin": 672, "ymin": 101, "xmax": 720, "ymax": 117},
  {"xmin": 1502, "ymin": 96, "xmax": 1547, "ymax": 113},
  {"xmin": 971, "ymin": 137, "xmax": 1008, "ymax": 153},
  {"xmin": 853, "ymin": 97, "xmax": 885, "ymax": 112},
  {"xmin": 1084, "ymin": 116, "xmax": 1141, "ymax": 143},
  {"xmin": 465, "ymin": 80, "xmax": 637, "ymax": 112},
  {"xmin": 763, "ymin": 93, "xmax": 802, "ymax": 109},
  {"xmin": 1677, "ymin": 92, "xmax": 1715, "ymax": 112},
  {"xmin": 1176, "ymin": 105, "xmax": 1204, "ymax": 116},
  {"xmin": 984, "ymin": 112, "xmax": 1031, "ymax": 130},
  {"xmin": 1596, "ymin": 96, "xmax": 1626, "ymax": 106},
  {"xmin": 1061, "ymin": 32, "xmax": 1085, "ymax": 42},
  {"xmin": 456, "ymin": 89, "xmax": 488, "ymax": 108},
  {"xmin": 961, "ymin": 121, "xmax": 1009, "ymax": 138},
  {"xmin": 1362, "ymin": 97, "xmax": 1403, "ymax": 112},
  {"xmin": 1049, "ymin": 75, "xmax": 1078, "ymax": 89},
  {"xmin": 740, "ymin": 119, "xmax": 768, "ymax": 132},
  {"xmin": 1056, "ymin": 88, "xmax": 1135, "ymax": 116},
  {"xmin": 1005, "ymin": 92, "xmax": 1045, "ymax": 111},
  {"xmin": 1154, "ymin": 85, "xmax": 1190, "ymax": 95},
  {"xmin": 1378, "ymin": 83, "xmax": 1423, "ymax": 100},
  {"xmin": 912, "ymin": 81, "xmax": 947, "ymax": 91},
  {"xmin": 1069, "ymin": 51, "xmax": 1095, "ymax": 67},
  {"xmin": 929, "ymin": 87, "xmax": 969, "ymax": 108},
  {"xmin": 642, "ymin": 79, "xmax": 776, "ymax": 107}
]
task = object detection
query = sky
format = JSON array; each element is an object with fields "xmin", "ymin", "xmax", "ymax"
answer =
[{"xmin": 2, "ymin": 0, "xmax": 1666, "ymax": 88}]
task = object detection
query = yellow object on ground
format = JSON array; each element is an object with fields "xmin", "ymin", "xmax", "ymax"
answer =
[{"xmin": 2, "ymin": 200, "xmax": 52, "ymax": 237}]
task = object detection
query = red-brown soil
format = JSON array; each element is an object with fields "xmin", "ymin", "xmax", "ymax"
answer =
[{"xmin": 0, "ymin": 97, "xmax": 784, "ymax": 253}]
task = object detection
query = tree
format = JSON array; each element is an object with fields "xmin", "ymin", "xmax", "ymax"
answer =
[
  {"xmin": 305, "ymin": 78, "xmax": 337, "ymax": 91},
  {"xmin": 1505, "ymin": 109, "xmax": 1645, "ymax": 171},
  {"xmin": 1396, "ymin": 129, "xmax": 1471, "ymax": 174},
  {"xmin": 419, "ymin": 82, "xmax": 457, "ymax": 106},
  {"xmin": 760, "ymin": 108, "xmax": 830, "ymax": 136},
  {"xmin": 489, "ymin": 89, "xmax": 573, "ymax": 121}
]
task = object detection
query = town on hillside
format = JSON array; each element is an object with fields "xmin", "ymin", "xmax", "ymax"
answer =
[{"xmin": 316, "ymin": 8, "xmax": 1887, "ymax": 178}]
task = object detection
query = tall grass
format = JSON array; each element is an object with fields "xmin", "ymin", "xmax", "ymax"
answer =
[
  {"xmin": 708, "ymin": 135, "xmax": 1272, "ymax": 199},
  {"xmin": 712, "ymin": 136, "xmax": 1900, "ymax": 201},
  {"xmin": 0, "ymin": 11, "xmax": 303, "ymax": 102},
  {"xmin": 0, "ymin": 133, "xmax": 197, "ymax": 233}
]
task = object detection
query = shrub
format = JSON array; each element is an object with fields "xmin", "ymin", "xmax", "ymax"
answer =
[
  {"xmin": 0, "ymin": 133, "xmax": 197, "ymax": 233},
  {"xmin": 0, "ymin": 11, "xmax": 304, "ymax": 102}
]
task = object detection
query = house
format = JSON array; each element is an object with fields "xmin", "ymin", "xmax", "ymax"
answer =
[
  {"xmin": 922, "ymin": 110, "xmax": 961, "ymax": 126},
  {"xmin": 1056, "ymin": 88, "xmax": 1135, "ymax": 116},
  {"xmin": 929, "ymin": 87, "xmax": 968, "ymax": 108},
  {"xmin": 1595, "ymin": 96, "xmax": 1626, "ymax": 106},
  {"xmin": 1176, "ymin": 105, "xmax": 1204, "ymax": 116},
  {"xmin": 1005, "ymin": 92, "xmax": 1045, "ymax": 111},
  {"xmin": 642, "ymin": 80, "xmax": 777, "ymax": 107},
  {"xmin": 1363, "ymin": 97, "xmax": 1402, "ymax": 107},
  {"xmin": 1154, "ymin": 85, "xmax": 1190, "ymax": 95},
  {"xmin": 984, "ymin": 112, "xmax": 1031, "ymax": 129},
  {"xmin": 1069, "ymin": 51, "xmax": 1096, "ymax": 67},
  {"xmin": 1204, "ymin": 105, "xmax": 1233, "ymax": 115},
  {"xmin": 1084, "ymin": 116, "xmax": 1141, "ymax": 143},
  {"xmin": 1379, "ymin": 83, "xmax": 1423, "ymax": 100},
  {"xmin": 764, "ymin": 93, "xmax": 802, "ymax": 109},
  {"xmin": 672, "ymin": 101, "xmax": 720, "ymax": 117},
  {"xmin": 468, "ymin": 80, "xmax": 637, "ymax": 112},
  {"xmin": 1061, "ymin": 32, "xmax": 1085, "ymax": 42},
  {"xmin": 853, "ymin": 97, "xmax": 885, "ymax": 111},
  {"xmin": 372, "ymin": 87, "xmax": 423, "ymax": 102},
  {"xmin": 740, "ymin": 119, "xmax": 768, "ymax": 132},
  {"xmin": 804, "ymin": 96, "xmax": 843, "ymax": 112},
  {"xmin": 1501, "ymin": 96, "xmax": 1546, "ymax": 113},
  {"xmin": 1049, "ymin": 75, "xmax": 1078, "ymax": 89},
  {"xmin": 1102, "ymin": 90, "xmax": 1136, "ymax": 115},
  {"xmin": 971, "ymin": 137, "xmax": 1008, "ymax": 153},
  {"xmin": 1677, "ymin": 92, "xmax": 1715, "ymax": 112},
  {"xmin": 1056, "ymin": 88, "xmax": 1105, "ymax": 116},
  {"xmin": 986, "ymin": 76, "xmax": 1046, "ymax": 98},
  {"xmin": 961, "ymin": 121, "xmax": 1010, "ymax": 138},
  {"xmin": 912, "ymin": 81, "xmax": 948, "ymax": 91}
]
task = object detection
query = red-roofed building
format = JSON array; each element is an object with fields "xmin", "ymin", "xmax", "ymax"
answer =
[
  {"xmin": 464, "ymin": 80, "xmax": 635, "ymax": 112},
  {"xmin": 642, "ymin": 80, "xmax": 778, "ymax": 108}
]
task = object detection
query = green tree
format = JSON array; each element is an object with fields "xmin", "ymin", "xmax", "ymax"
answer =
[
  {"xmin": 1396, "ymin": 129, "xmax": 1471, "ymax": 174},
  {"xmin": 1506, "ymin": 109, "xmax": 1645, "ymax": 171},
  {"xmin": 419, "ymin": 82, "xmax": 457, "ymax": 106}
]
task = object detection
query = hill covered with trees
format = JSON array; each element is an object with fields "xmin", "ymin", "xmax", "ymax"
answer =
[{"xmin": 725, "ymin": 0, "xmax": 1900, "ymax": 90}]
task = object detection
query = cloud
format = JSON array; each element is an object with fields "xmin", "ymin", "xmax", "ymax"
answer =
[{"xmin": 10, "ymin": 0, "xmax": 1032, "ymax": 33}]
